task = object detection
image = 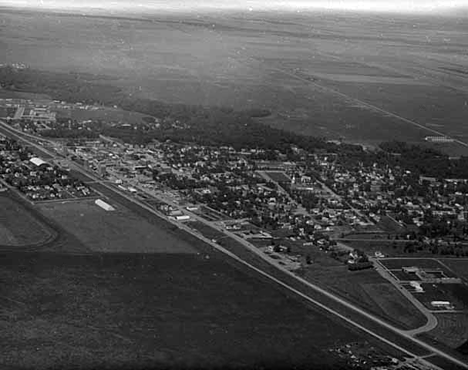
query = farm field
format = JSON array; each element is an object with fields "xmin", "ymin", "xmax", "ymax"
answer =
[
  {"xmin": 0, "ymin": 251, "xmax": 391, "ymax": 370},
  {"xmin": 1, "ymin": 10, "xmax": 468, "ymax": 154},
  {"xmin": 0, "ymin": 192, "xmax": 55, "ymax": 247},
  {"xmin": 37, "ymin": 199, "xmax": 196, "ymax": 253}
]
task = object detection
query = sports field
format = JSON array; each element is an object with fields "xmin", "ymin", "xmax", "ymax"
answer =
[
  {"xmin": 0, "ymin": 251, "xmax": 391, "ymax": 369},
  {"xmin": 0, "ymin": 193, "xmax": 54, "ymax": 247},
  {"xmin": 38, "ymin": 199, "xmax": 195, "ymax": 253}
]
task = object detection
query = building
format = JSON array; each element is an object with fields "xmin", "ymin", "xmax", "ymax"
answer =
[
  {"xmin": 95, "ymin": 199, "xmax": 115, "ymax": 212},
  {"xmin": 402, "ymin": 266, "xmax": 419, "ymax": 274},
  {"xmin": 169, "ymin": 214, "xmax": 190, "ymax": 221},
  {"xmin": 430, "ymin": 301, "xmax": 453, "ymax": 310},
  {"xmin": 425, "ymin": 136, "xmax": 454, "ymax": 143},
  {"xmin": 409, "ymin": 281, "xmax": 424, "ymax": 293},
  {"xmin": 29, "ymin": 157, "xmax": 49, "ymax": 169}
]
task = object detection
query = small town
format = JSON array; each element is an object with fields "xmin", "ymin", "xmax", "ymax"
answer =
[
  {"xmin": 2, "ymin": 6, "xmax": 468, "ymax": 370},
  {"xmin": 2, "ymin": 97, "xmax": 468, "ymax": 264}
]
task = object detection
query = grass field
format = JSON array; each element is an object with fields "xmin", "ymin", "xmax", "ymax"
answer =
[
  {"xmin": 426, "ymin": 313, "xmax": 468, "ymax": 349},
  {"xmin": 38, "ymin": 199, "xmax": 195, "ymax": 254},
  {"xmin": 300, "ymin": 265, "xmax": 427, "ymax": 330},
  {"xmin": 0, "ymin": 251, "xmax": 386, "ymax": 370},
  {"xmin": 264, "ymin": 171, "xmax": 291, "ymax": 183},
  {"xmin": 0, "ymin": 193, "xmax": 55, "ymax": 247},
  {"xmin": 443, "ymin": 259, "xmax": 468, "ymax": 281}
]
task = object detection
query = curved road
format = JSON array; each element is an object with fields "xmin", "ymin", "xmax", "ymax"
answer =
[
  {"xmin": 371, "ymin": 257, "xmax": 439, "ymax": 336},
  {"xmin": 1, "ymin": 120, "xmax": 467, "ymax": 369}
]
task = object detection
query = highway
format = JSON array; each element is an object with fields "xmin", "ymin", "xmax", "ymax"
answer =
[{"xmin": 1, "ymin": 120, "xmax": 468, "ymax": 369}]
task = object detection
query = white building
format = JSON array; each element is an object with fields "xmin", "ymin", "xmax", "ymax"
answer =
[
  {"xmin": 95, "ymin": 199, "xmax": 115, "ymax": 212},
  {"xmin": 430, "ymin": 301, "xmax": 453, "ymax": 310},
  {"xmin": 409, "ymin": 281, "xmax": 424, "ymax": 293}
]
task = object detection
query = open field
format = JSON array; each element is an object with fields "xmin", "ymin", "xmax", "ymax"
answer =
[
  {"xmin": 0, "ymin": 251, "xmax": 397, "ymax": 370},
  {"xmin": 1, "ymin": 9, "xmax": 468, "ymax": 154},
  {"xmin": 38, "ymin": 199, "xmax": 196, "ymax": 253},
  {"xmin": 264, "ymin": 171, "xmax": 291, "ymax": 183},
  {"xmin": 188, "ymin": 221, "xmax": 426, "ymax": 330},
  {"xmin": 426, "ymin": 313, "xmax": 468, "ymax": 349},
  {"xmin": 0, "ymin": 192, "xmax": 55, "ymax": 247},
  {"xmin": 300, "ymin": 265, "xmax": 427, "ymax": 331},
  {"xmin": 444, "ymin": 259, "xmax": 468, "ymax": 281}
]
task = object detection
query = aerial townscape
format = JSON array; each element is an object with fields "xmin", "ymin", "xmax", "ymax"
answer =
[{"xmin": 1, "ymin": 2, "xmax": 468, "ymax": 370}]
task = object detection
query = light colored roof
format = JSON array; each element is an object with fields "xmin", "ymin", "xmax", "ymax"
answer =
[
  {"xmin": 95, "ymin": 199, "xmax": 115, "ymax": 211},
  {"xmin": 30, "ymin": 157, "xmax": 47, "ymax": 167}
]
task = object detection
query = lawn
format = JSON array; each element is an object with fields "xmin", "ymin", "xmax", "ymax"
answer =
[
  {"xmin": 0, "ymin": 192, "xmax": 55, "ymax": 247},
  {"xmin": 0, "ymin": 252, "xmax": 377, "ymax": 370},
  {"xmin": 38, "ymin": 199, "xmax": 195, "ymax": 254}
]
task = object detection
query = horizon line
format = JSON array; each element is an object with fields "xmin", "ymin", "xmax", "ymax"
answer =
[{"xmin": 1, "ymin": 0, "xmax": 468, "ymax": 15}]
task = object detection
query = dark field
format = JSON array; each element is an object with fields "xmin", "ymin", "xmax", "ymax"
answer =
[
  {"xmin": 416, "ymin": 283, "xmax": 468, "ymax": 310},
  {"xmin": 444, "ymin": 259, "xmax": 468, "ymax": 281},
  {"xmin": 1, "ymin": 9, "xmax": 468, "ymax": 154},
  {"xmin": 0, "ymin": 251, "xmax": 379, "ymax": 370},
  {"xmin": 264, "ymin": 171, "xmax": 291, "ymax": 183},
  {"xmin": 0, "ymin": 193, "xmax": 55, "ymax": 247},
  {"xmin": 380, "ymin": 258, "xmax": 457, "ymax": 277},
  {"xmin": 188, "ymin": 221, "xmax": 426, "ymax": 330},
  {"xmin": 391, "ymin": 270, "xmax": 421, "ymax": 282},
  {"xmin": 38, "ymin": 199, "xmax": 196, "ymax": 254}
]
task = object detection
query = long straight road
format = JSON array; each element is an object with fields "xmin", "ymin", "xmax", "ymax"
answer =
[{"xmin": 1, "ymin": 120, "xmax": 468, "ymax": 370}]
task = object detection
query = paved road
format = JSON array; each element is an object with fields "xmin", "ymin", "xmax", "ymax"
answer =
[
  {"xmin": 1, "ymin": 120, "xmax": 468, "ymax": 369},
  {"xmin": 371, "ymin": 257, "xmax": 439, "ymax": 336}
]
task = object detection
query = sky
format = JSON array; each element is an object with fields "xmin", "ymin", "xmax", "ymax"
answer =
[{"xmin": 0, "ymin": 0, "xmax": 467, "ymax": 13}]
